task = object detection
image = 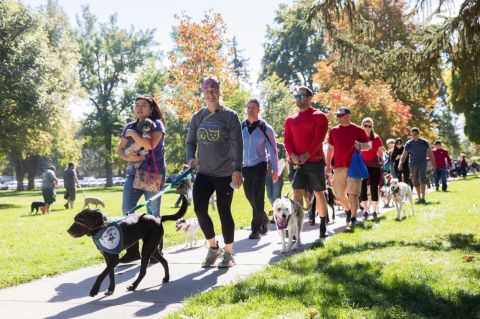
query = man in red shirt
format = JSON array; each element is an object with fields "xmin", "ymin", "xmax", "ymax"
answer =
[
  {"xmin": 284, "ymin": 86, "xmax": 329, "ymax": 238},
  {"xmin": 432, "ymin": 140, "xmax": 452, "ymax": 191},
  {"xmin": 325, "ymin": 107, "xmax": 371, "ymax": 230}
]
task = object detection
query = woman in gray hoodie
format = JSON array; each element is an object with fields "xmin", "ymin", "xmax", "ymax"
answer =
[{"xmin": 186, "ymin": 76, "xmax": 243, "ymax": 268}]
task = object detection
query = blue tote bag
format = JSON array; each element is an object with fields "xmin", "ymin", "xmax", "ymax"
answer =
[{"xmin": 347, "ymin": 149, "xmax": 369, "ymax": 179}]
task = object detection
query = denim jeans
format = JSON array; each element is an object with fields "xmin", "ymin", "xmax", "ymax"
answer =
[
  {"xmin": 433, "ymin": 168, "xmax": 447, "ymax": 191},
  {"xmin": 265, "ymin": 175, "xmax": 284, "ymax": 205},
  {"xmin": 122, "ymin": 169, "xmax": 164, "ymax": 217}
]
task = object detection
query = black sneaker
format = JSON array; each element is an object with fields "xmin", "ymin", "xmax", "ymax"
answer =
[
  {"xmin": 346, "ymin": 210, "xmax": 352, "ymax": 224},
  {"xmin": 373, "ymin": 212, "xmax": 378, "ymax": 219},
  {"xmin": 363, "ymin": 211, "xmax": 369, "ymax": 220},
  {"xmin": 248, "ymin": 231, "xmax": 261, "ymax": 239},
  {"xmin": 260, "ymin": 224, "xmax": 268, "ymax": 235},
  {"xmin": 64, "ymin": 203, "xmax": 69, "ymax": 209},
  {"xmin": 347, "ymin": 218, "xmax": 357, "ymax": 230}
]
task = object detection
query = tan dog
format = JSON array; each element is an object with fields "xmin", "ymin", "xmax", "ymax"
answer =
[{"xmin": 83, "ymin": 197, "xmax": 105, "ymax": 209}]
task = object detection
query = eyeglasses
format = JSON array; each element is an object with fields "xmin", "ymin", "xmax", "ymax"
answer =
[
  {"xmin": 336, "ymin": 114, "xmax": 347, "ymax": 118},
  {"xmin": 363, "ymin": 124, "xmax": 372, "ymax": 128},
  {"xmin": 294, "ymin": 94, "xmax": 306, "ymax": 99}
]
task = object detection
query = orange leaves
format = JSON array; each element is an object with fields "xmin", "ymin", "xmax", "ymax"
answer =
[{"xmin": 166, "ymin": 11, "xmax": 234, "ymax": 120}]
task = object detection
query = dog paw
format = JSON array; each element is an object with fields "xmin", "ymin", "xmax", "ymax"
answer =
[
  {"xmin": 162, "ymin": 277, "xmax": 169, "ymax": 284},
  {"xmin": 104, "ymin": 290, "xmax": 114, "ymax": 296},
  {"xmin": 281, "ymin": 249, "xmax": 286, "ymax": 254},
  {"xmin": 89, "ymin": 289, "xmax": 99, "ymax": 297},
  {"xmin": 126, "ymin": 285, "xmax": 136, "ymax": 291}
]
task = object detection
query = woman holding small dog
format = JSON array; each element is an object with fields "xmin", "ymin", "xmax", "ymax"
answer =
[
  {"xmin": 359, "ymin": 117, "xmax": 383, "ymax": 220},
  {"xmin": 117, "ymin": 94, "xmax": 166, "ymax": 263}
]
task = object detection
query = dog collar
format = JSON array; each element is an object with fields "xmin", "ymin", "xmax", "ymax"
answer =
[{"xmin": 92, "ymin": 217, "xmax": 126, "ymax": 254}]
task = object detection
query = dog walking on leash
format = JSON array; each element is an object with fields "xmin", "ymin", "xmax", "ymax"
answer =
[{"xmin": 390, "ymin": 178, "xmax": 415, "ymax": 220}]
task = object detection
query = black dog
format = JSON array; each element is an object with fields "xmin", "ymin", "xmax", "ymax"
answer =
[
  {"xmin": 308, "ymin": 187, "xmax": 336, "ymax": 224},
  {"xmin": 30, "ymin": 201, "xmax": 46, "ymax": 214},
  {"xmin": 67, "ymin": 196, "xmax": 187, "ymax": 297}
]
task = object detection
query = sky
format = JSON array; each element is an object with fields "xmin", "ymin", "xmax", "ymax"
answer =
[{"xmin": 21, "ymin": 0, "xmax": 291, "ymax": 118}]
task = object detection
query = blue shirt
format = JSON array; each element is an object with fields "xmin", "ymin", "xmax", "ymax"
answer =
[
  {"xmin": 405, "ymin": 138, "xmax": 430, "ymax": 166},
  {"xmin": 121, "ymin": 119, "xmax": 166, "ymax": 175},
  {"xmin": 241, "ymin": 119, "xmax": 278, "ymax": 173}
]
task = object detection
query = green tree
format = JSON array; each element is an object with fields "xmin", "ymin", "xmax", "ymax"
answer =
[
  {"xmin": 260, "ymin": 1, "xmax": 327, "ymax": 88},
  {"xmin": 230, "ymin": 36, "xmax": 250, "ymax": 85},
  {"xmin": 432, "ymin": 81, "xmax": 461, "ymax": 153},
  {"xmin": 76, "ymin": 6, "xmax": 156, "ymax": 186},
  {"xmin": 306, "ymin": 0, "xmax": 480, "ymax": 115},
  {"xmin": 260, "ymin": 73, "xmax": 296, "ymax": 138},
  {"xmin": 0, "ymin": 0, "xmax": 80, "ymax": 190}
]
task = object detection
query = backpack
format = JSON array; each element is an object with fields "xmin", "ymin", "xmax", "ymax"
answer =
[{"xmin": 241, "ymin": 120, "xmax": 274, "ymax": 148}]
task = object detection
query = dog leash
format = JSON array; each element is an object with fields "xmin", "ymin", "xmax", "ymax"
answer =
[
  {"xmin": 126, "ymin": 168, "xmax": 193, "ymax": 216},
  {"xmin": 284, "ymin": 164, "xmax": 301, "ymax": 198}
]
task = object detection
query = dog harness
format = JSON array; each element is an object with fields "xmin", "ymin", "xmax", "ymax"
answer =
[{"xmin": 92, "ymin": 217, "xmax": 127, "ymax": 254}]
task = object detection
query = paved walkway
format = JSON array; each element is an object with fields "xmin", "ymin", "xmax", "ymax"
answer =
[{"xmin": 0, "ymin": 205, "xmax": 391, "ymax": 319}]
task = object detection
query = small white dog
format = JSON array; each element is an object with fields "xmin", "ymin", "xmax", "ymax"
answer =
[
  {"xmin": 175, "ymin": 217, "xmax": 201, "ymax": 249},
  {"xmin": 272, "ymin": 197, "xmax": 305, "ymax": 253},
  {"xmin": 389, "ymin": 178, "xmax": 415, "ymax": 220}
]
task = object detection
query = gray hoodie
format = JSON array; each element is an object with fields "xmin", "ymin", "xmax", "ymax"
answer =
[{"xmin": 186, "ymin": 106, "xmax": 243, "ymax": 177}]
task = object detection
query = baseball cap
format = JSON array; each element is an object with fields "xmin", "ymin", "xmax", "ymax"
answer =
[{"xmin": 335, "ymin": 107, "xmax": 351, "ymax": 115}]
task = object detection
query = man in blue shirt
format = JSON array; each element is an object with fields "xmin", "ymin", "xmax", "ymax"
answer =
[
  {"xmin": 241, "ymin": 98, "xmax": 278, "ymax": 239},
  {"xmin": 399, "ymin": 127, "xmax": 436, "ymax": 203}
]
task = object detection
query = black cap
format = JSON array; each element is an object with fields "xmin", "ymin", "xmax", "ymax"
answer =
[{"xmin": 336, "ymin": 107, "xmax": 351, "ymax": 115}]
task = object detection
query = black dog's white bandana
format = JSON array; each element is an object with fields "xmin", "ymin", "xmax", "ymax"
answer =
[{"xmin": 93, "ymin": 217, "xmax": 126, "ymax": 254}]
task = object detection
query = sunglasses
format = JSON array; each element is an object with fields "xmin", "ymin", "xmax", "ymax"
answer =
[
  {"xmin": 136, "ymin": 94, "xmax": 153, "ymax": 101},
  {"xmin": 336, "ymin": 113, "xmax": 347, "ymax": 118},
  {"xmin": 363, "ymin": 124, "xmax": 372, "ymax": 128},
  {"xmin": 294, "ymin": 94, "xmax": 307, "ymax": 99}
]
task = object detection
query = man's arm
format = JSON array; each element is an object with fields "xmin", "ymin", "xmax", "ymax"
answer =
[
  {"xmin": 398, "ymin": 151, "xmax": 409, "ymax": 171},
  {"xmin": 302, "ymin": 113, "xmax": 328, "ymax": 163},
  {"xmin": 427, "ymin": 146, "xmax": 436, "ymax": 170},
  {"xmin": 325, "ymin": 144, "xmax": 334, "ymax": 175},
  {"xmin": 446, "ymin": 150, "xmax": 452, "ymax": 168},
  {"xmin": 284, "ymin": 119, "xmax": 299, "ymax": 164}
]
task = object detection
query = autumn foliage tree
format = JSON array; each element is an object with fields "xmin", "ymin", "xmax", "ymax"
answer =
[{"xmin": 166, "ymin": 11, "xmax": 236, "ymax": 120}]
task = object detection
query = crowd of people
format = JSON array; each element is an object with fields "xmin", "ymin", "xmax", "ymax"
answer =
[{"xmin": 36, "ymin": 76, "xmax": 473, "ymax": 268}]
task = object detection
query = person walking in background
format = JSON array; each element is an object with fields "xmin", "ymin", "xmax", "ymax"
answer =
[
  {"xmin": 359, "ymin": 117, "xmax": 383, "ymax": 220},
  {"xmin": 392, "ymin": 138, "xmax": 411, "ymax": 186},
  {"xmin": 460, "ymin": 155, "xmax": 468, "ymax": 179},
  {"xmin": 117, "ymin": 94, "xmax": 166, "ymax": 263},
  {"xmin": 266, "ymin": 141, "xmax": 286, "ymax": 206},
  {"xmin": 186, "ymin": 76, "xmax": 243, "ymax": 268},
  {"xmin": 285, "ymin": 86, "xmax": 329, "ymax": 238},
  {"xmin": 325, "ymin": 107, "xmax": 371, "ymax": 230},
  {"xmin": 63, "ymin": 162, "xmax": 80, "ymax": 209},
  {"xmin": 241, "ymin": 98, "xmax": 278, "ymax": 240},
  {"xmin": 41, "ymin": 166, "xmax": 58, "ymax": 214},
  {"xmin": 432, "ymin": 140, "xmax": 452, "ymax": 192},
  {"xmin": 385, "ymin": 138, "xmax": 395, "ymax": 177},
  {"xmin": 399, "ymin": 127, "xmax": 436, "ymax": 204}
]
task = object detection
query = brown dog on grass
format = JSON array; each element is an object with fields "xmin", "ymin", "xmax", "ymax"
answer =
[{"xmin": 83, "ymin": 197, "xmax": 105, "ymax": 209}]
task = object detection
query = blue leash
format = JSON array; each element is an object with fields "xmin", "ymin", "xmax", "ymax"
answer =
[{"xmin": 126, "ymin": 167, "xmax": 193, "ymax": 215}]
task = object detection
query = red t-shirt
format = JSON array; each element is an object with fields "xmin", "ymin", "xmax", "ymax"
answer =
[
  {"xmin": 361, "ymin": 135, "xmax": 383, "ymax": 166},
  {"xmin": 284, "ymin": 106, "xmax": 328, "ymax": 163},
  {"xmin": 432, "ymin": 148, "xmax": 452, "ymax": 169},
  {"xmin": 328, "ymin": 124, "xmax": 369, "ymax": 168}
]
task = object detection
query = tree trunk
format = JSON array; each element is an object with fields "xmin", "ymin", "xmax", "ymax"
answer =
[
  {"xmin": 104, "ymin": 130, "xmax": 113, "ymax": 187},
  {"xmin": 25, "ymin": 155, "xmax": 40, "ymax": 190},
  {"xmin": 12, "ymin": 157, "xmax": 25, "ymax": 191}
]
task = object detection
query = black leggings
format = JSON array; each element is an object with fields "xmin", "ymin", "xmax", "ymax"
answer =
[
  {"xmin": 360, "ymin": 166, "xmax": 381, "ymax": 201},
  {"xmin": 193, "ymin": 173, "xmax": 235, "ymax": 244}
]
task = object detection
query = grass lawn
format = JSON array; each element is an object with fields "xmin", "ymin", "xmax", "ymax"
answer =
[
  {"xmin": 169, "ymin": 177, "xmax": 480, "ymax": 319},
  {"xmin": 0, "ymin": 183, "xmax": 266, "ymax": 289}
]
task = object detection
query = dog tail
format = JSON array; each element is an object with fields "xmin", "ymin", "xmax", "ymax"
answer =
[{"xmin": 161, "ymin": 195, "xmax": 188, "ymax": 223}]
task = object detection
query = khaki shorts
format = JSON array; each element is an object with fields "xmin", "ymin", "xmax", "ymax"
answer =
[
  {"xmin": 333, "ymin": 167, "xmax": 362, "ymax": 196},
  {"xmin": 410, "ymin": 164, "xmax": 427, "ymax": 187}
]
